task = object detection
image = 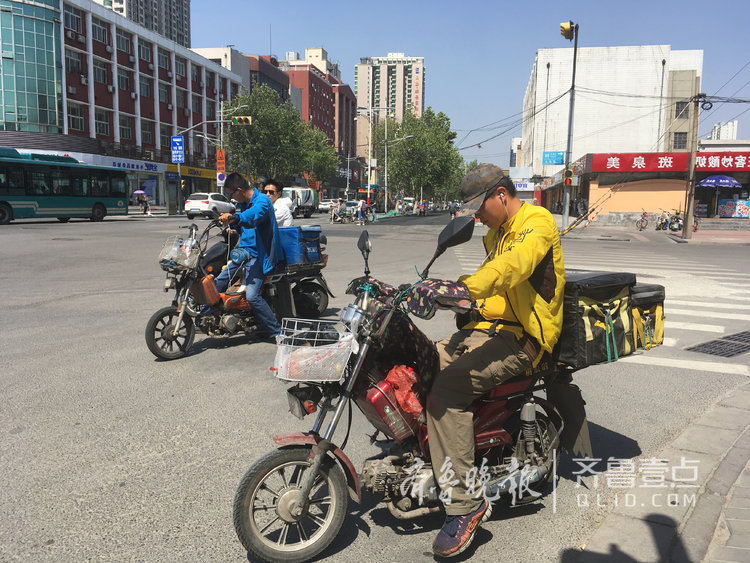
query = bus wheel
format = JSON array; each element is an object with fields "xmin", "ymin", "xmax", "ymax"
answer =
[
  {"xmin": 57, "ymin": 217, "xmax": 71, "ymax": 223},
  {"xmin": 0, "ymin": 203, "xmax": 12, "ymax": 225},
  {"xmin": 91, "ymin": 204, "xmax": 106, "ymax": 222}
]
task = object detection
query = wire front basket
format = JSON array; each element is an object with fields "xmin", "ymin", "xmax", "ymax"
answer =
[
  {"xmin": 274, "ymin": 318, "xmax": 355, "ymax": 382},
  {"xmin": 158, "ymin": 235, "xmax": 200, "ymax": 272}
]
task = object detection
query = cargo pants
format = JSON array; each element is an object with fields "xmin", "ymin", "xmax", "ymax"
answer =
[{"xmin": 426, "ymin": 329, "xmax": 533, "ymax": 516}]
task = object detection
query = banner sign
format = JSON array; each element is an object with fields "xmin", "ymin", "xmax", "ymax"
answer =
[
  {"xmin": 695, "ymin": 153, "xmax": 750, "ymax": 172},
  {"xmin": 592, "ymin": 152, "xmax": 690, "ymax": 173},
  {"xmin": 216, "ymin": 148, "xmax": 225, "ymax": 174}
]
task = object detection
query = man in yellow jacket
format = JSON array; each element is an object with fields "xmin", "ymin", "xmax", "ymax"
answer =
[{"xmin": 428, "ymin": 164, "xmax": 565, "ymax": 558}]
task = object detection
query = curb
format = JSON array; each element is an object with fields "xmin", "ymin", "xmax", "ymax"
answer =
[{"xmin": 578, "ymin": 382, "xmax": 750, "ymax": 562}]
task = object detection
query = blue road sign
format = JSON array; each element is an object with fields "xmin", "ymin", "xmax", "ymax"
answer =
[
  {"xmin": 171, "ymin": 136, "xmax": 184, "ymax": 164},
  {"xmin": 542, "ymin": 151, "xmax": 565, "ymax": 165}
]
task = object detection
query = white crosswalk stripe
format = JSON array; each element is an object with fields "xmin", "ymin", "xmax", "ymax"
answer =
[{"xmin": 450, "ymin": 245, "xmax": 750, "ymax": 375}]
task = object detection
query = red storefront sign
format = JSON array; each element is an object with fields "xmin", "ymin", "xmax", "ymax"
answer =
[
  {"xmin": 592, "ymin": 152, "xmax": 690, "ymax": 172},
  {"xmin": 695, "ymin": 153, "xmax": 750, "ymax": 172}
]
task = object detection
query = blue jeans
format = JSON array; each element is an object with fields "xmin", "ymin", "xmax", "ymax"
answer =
[{"xmin": 214, "ymin": 255, "xmax": 281, "ymax": 338}]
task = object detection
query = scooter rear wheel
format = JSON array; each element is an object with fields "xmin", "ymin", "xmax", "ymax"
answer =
[
  {"xmin": 233, "ymin": 447, "xmax": 348, "ymax": 563},
  {"xmin": 293, "ymin": 282, "xmax": 329, "ymax": 318},
  {"xmin": 145, "ymin": 306, "xmax": 196, "ymax": 360}
]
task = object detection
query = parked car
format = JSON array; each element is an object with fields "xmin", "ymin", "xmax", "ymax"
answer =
[
  {"xmin": 185, "ymin": 192, "xmax": 235, "ymax": 219},
  {"xmin": 318, "ymin": 199, "xmax": 338, "ymax": 213}
]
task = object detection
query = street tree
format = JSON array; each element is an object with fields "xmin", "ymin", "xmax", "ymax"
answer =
[{"xmin": 299, "ymin": 125, "xmax": 339, "ymax": 187}]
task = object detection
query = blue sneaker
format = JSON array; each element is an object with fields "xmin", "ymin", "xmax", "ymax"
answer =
[{"xmin": 432, "ymin": 499, "xmax": 492, "ymax": 558}]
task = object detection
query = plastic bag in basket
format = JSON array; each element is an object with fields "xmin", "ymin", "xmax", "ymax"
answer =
[
  {"xmin": 278, "ymin": 334, "xmax": 354, "ymax": 381},
  {"xmin": 385, "ymin": 365, "xmax": 423, "ymax": 418}
]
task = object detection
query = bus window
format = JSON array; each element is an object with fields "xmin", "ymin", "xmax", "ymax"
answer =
[
  {"xmin": 0, "ymin": 167, "xmax": 24, "ymax": 195},
  {"xmin": 110, "ymin": 174, "xmax": 127, "ymax": 197},
  {"xmin": 51, "ymin": 168, "xmax": 72, "ymax": 196},
  {"xmin": 90, "ymin": 172, "xmax": 110, "ymax": 197},
  {"xmin": 29, "ymin": 170, "xmax": 52, "ymax": 195}
]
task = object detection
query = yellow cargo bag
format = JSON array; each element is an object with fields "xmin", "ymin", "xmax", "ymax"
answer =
[{"xmin": 631, "ymin": 283, "xmax": 665, "ymax": 350}]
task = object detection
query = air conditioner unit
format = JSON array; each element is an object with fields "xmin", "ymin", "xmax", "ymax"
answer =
[
  {"xmin": 183, "ymin": 108, "xmax": 190, "ymax": 117},
  {"xmin": 148, "ymin": 63, "xmax": 154, "ymax": 70},
  {"xmin": 67, "ymin": 85, "xmax": 76, "ymax": 94},
  {"xmin": 167, "ymin": 71, "xmax": 173, "ymax": 78},
  {"xmin": 65, "ymin": 30, "xmax": 75, "ymax": 40},
  {"xmin": 107, "ymin": 84, "xmax": 114, "ymax": 93},
  {"xmin": 167, "ymin": 103, "xmax": 173, "ymax": 110},
  {"xmin": 105, "ymin": 45, "xmax": 113, "ymax": 53},
  {"xmin": 199, "ymin": 81, "xmax": 204, "ymax": 88},
  {"xmin": 77, "ymin": 34, "xmax": 85, "ymax": 44},
  {"xmin": 213, "ymin": 88, "xmax": 217, "ymax": 94},
  {"xmin": 80, "ymin": 76, "xmax": 88, "ymax": 85},
  {"xmin": 129, "ymin": 55, "xmax": 135, "ymax": 63},
  {"xmin": 130, "ymin": 92, "xmax": 137, "ymax": 100},
  {"xmin": 144, "ymin": 150, "xmax": 154, "ymax": 160}
]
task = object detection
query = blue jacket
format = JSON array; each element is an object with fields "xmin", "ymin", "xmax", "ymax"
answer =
[{"xmin": 232, "ymin": 189, "xmax": 284, "ymax": 274}]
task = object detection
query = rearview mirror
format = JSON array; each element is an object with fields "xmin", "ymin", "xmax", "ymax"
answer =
[
  {"xmin": 357, "ymin": 231, "xmax": 371, "ymax": 276},
  {"xmin": 437, "ymin": 215, "xmax": 475, "ymax": 252}
]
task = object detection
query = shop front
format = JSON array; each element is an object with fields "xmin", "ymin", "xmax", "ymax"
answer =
[{"xmin": 693, "ymin": 154, "xmax": 750, "ymax": 218}]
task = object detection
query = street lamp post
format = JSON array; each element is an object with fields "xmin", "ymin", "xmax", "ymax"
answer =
[
  {"xmin": 384, "ymin": 134, "xmax": 413, "ymax": 214},
  {"xmin": 358, "ymin": 105, "xmax": 391, "ymax": 211},
  {"xmin": 560, "ymin": 20, "xmax": 579, "ymax": 230}
]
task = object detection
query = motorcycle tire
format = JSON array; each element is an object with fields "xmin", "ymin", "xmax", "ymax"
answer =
[
  {"xmin": 233, "ymin": 447, "xmax": 348, "ymax": 563},
  {"xmin": 145, "ymin": 305, "xmax": 196, "ymax": 360},
  {"xmin": 293, "ymin": 282, "xmax": 329, "ymax": 318},
  {"xmin": 669, "ymin": 221, "xmax": 682, "ymax": 232},
  {"xmin": 635, "ymin": 218, "xmax": 647, "ymax": 231}
]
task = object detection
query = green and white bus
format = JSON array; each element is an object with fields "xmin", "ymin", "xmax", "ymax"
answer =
[{"xmin": 0, "ymin": 147, "xmax": 128, "ymax": 224}]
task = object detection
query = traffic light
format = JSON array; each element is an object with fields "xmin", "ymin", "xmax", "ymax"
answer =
[
  {"xmin": 181, "ymin": 178, "xmax": 187, "ymax": 192},
  {"xmin": 231, "ymin": 116, "xmax": 252, "ymax": 125},
  {"xmin": 560, "ymin": 20, "xmax": 574, "ymax": 40},
  {"xmin": 563, "ymin": 169, "xmax": 573, "ymax": 187}
]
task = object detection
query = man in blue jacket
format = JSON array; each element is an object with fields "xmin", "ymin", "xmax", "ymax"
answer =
[{"xmin": 216, "ymin": 172, "xmax": 284, "ymax": 339}]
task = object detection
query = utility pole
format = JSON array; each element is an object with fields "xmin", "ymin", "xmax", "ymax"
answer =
[
  {"xmin": 683, "ymin": 93, "xmax": 705, "ymax": 240},
  {"xmin": 560, "ymin": 20, "xmax": 579, "ymax": 231}
]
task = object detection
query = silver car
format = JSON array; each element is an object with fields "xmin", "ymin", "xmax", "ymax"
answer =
[{"xmin": 185, "ymin": 192, "xmax": 235, "ymax": 219}]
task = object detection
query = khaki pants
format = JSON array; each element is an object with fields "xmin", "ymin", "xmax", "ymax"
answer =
[{"xmin": 426, "ymin": 330, "xmax": 533, "ymax": 515}]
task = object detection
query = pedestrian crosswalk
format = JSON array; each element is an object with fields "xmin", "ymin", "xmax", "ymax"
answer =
[{"xmin": 450, "ymin": 242, "xmax": 750, "ymax": 376}]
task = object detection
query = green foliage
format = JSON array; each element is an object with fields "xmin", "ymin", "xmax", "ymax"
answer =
[
  {"xmin": 223, "ymin": 84, "xmax": 337, "ymax": 184},
  {"xmin": 371, "ymin": 107, "xmax": 469, "ymax": 203}
]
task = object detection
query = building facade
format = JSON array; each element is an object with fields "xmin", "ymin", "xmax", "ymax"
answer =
[
  {"xmin": 710, "ymin": 120, "xmax": 738, "ymax": 140},
  {"xmin": 354, "ymin": 53, "xmax": 425, "ymax": 160},
  {"xmin": 0, "ymin": 0, "xmax": 242, "ymax": 209},
  {"xmin": 92, "ymin": 0, "xmax": 190, "ymax": 47},
  {"xmin": 521, "ymin": 45, "xmax": 703, "ymax": 177}
]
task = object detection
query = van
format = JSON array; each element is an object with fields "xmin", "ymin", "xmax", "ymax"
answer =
[
  {"xmin": 401, "ymin": 197, "xmax": 415, "ymax": 213},
  {"xmin": 283, "ymin": 186, "xmax": 318, "ymax": 218}
]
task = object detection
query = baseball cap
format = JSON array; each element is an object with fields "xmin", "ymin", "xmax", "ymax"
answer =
[{"xmin": 458, "ymin": 163, "xmax": 507, "ymax": 217}]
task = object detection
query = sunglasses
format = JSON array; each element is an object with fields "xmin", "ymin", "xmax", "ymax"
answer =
[{"xmin": 263, "ymin": 189, "xmax": 277, "ymax": 195}]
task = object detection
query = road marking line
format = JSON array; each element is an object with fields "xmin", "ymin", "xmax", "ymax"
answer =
[
  {"xmin": 669, "ymin": 308, "xmax": 750, "ymax": 321},
  {"xmin": 664, "ymin": 321, "xmax": 725, "ymax": 333},
  {"xmin": 668, "ymin": 300, "xmax": 748, "ymax": 310},
  {"xmin": 663, "ymin": 337, "xmax": 678, "ymax": 347},
  {"xmin": 619, "ymin": 355, "xmax": 750, "ymax": 376}
]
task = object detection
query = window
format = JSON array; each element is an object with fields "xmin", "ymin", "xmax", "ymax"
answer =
[
  {"xmin": 119, "ymin": 115, "xmax": 132, "ymax": 140},
  {"xmin": 673, "ymin": 132, "xmax": 687, "ymax": 150},
  {"xmin": 158, "ymin": 48, "xmax": 169, "ymax": 69},
  {"xmin": 91, "ymin": 17, "xmax": 108, "ymax": 44},
  {"xmin": 117, "ymin": 68, "xmax": 130, "ymax": 91},
  {"xmin": 64, "ymin": 5, "xmax": 82, "ymax": 33},
  {"xmin": 675, "ymin": 101, "xmax": 689, "ymax": 119},
  {"xmin": 116, "ymin": 29, "xmax": 131, "ymax": 53},
  {"xmin": 175, "ymin": 57, "xmax": 185, "ymax": 77},
  {"xmin": 160, "ymin": 124, "xmax": 171, "ymax": 148},
  {"xmin": 141, "ymin": 121, "xmax": 153, "ymax": 144},
  {"xmin": 95, "ymin": 109, "xmax": 109, "ymax": 135},
  {"xmin": 192, "ymin": 95, "xmax": 201, "ymax": 114},
  {"xmin": 139, "ymin": 76, "xmax": 151, "ymax": 98},
  {"xmin": 191, "ymin": 65, "xmax": 199, "ymax": 83},
  {"xmin": 65, "ymin": 49, "xmax": 81, "ymax": 74},
  {"xmin": 206, "ymin": 100, "xmax": 215, "ymax": 119},
  {"xmin": 176, "ymin": 90, "xmax": 184, "ymax": 108},
  {"xmin": 93, "ymin": 60, "xmax": 107, "ymax": 84},
  {"xmin": 67, "ymin": 103, "xmax": 84, "ymax": 131},
  {"xmin": 139, "ymin": 40, "xmax": 152, "ymax": 62},
  {"xmin": 159, "ymin": 83, "xmax": 169, "ymax": 104}
]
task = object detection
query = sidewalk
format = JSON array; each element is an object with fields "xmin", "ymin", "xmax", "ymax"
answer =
[{"xmin": 578, "ymin": 381, "xmax": 750, "ymax": 562}]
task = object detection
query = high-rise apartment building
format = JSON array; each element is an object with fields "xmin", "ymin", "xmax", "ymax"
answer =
[
  {"xmin": 521, "ymin": 45, "xmax": 702, "ymax": 176},
  {"xmin": 92, "ymin": 0, "xmax": 190, "ymax": 47},
  {"xmin": 354, "ymin": 53, "xmax": 425, "ymax": 160}
]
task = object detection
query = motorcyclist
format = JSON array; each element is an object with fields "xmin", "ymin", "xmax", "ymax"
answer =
[
  {"xmin": 216, "ymin": 172, "xmax": 284, "ymax": 340},
  {"xmin": 427, "ymin": 164, "xmax": 565, "ymax": 557},
  {"xmin": 331, "ymin": 198, "xmax": 345, "ymax": 222}
]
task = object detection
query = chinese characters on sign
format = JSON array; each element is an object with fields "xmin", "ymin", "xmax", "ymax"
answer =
[{"xmin": 592, "ymin": 152, "xmax": 750, "ymax": 173}]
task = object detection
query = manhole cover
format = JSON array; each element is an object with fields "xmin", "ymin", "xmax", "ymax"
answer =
[
  {"xmin": 686, "ymin": 337, "xmax": 750, "ymax": 358},
  {"xmin": 724, "ymin": 331, "xmax": 750, "ymax": 344}
]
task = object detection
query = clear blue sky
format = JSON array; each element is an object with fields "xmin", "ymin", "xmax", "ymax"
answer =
[{"xmin": 191, "ymin": 0, "xmax": 750, "ymax": 168}]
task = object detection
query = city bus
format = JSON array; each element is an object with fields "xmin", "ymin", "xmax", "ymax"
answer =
[{"xmin": 0, "ymin": 146, "xmax": 128, "ymax": 224}]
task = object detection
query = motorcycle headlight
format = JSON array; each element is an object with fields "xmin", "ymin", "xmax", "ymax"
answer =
[{"xmin": 340, "ymin": 304, "xmax": 365, "ymax": 333}]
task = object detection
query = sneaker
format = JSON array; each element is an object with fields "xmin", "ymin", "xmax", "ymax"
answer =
[{"xmin": 432, "ymin": 500, "xmax": 492, "ymax": 558}]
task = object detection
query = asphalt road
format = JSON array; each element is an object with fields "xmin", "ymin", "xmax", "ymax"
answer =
[{"xmin": 1, "ymin": 212, "xmax": 748, "ymax": 561}]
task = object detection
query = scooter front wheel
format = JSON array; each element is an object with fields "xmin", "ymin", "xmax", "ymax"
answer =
[
  {"xmin": 144, "ymin": 306, "xmax": 196, "ymax": 360},
  {"xmin": 233, "ymin": 447, "xmax": 348, "ymax": 563}
]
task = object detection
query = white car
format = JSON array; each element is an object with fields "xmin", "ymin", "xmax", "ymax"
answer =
[
  {"xmin": 185, "ymin": 192, "xmax": 235, "ymax": 219},
  {"xmin": 318, "ymin": 199, "xmax": 338, "ymax": 213}
]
